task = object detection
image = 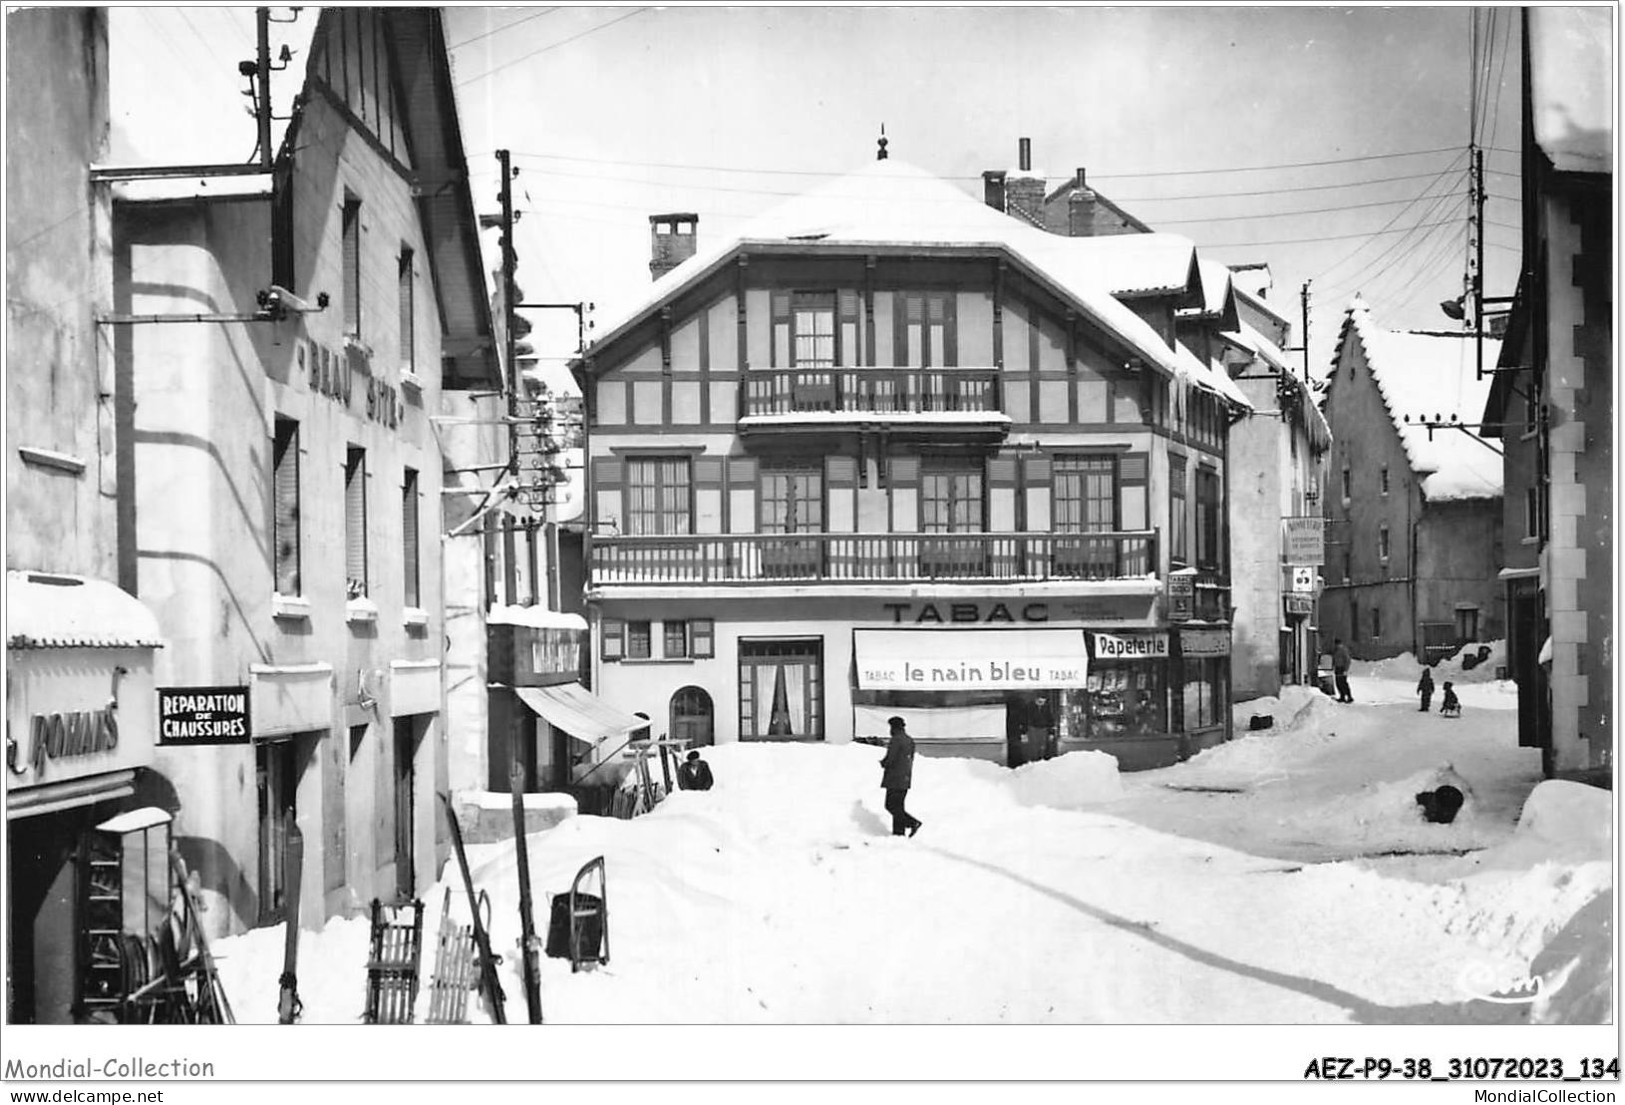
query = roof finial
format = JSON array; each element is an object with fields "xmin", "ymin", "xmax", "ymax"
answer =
[{"xmin": 877, "ymin": 123, "xmax": 888, "ymax": 161}]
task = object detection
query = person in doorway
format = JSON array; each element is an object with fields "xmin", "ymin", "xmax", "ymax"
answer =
[
  {"xmin": 677, "ymin": 749, "xmax": 714, "ymax": 791},
  {"xmin": 880, "ymin": 715, "xmax": 922, "ymax": 838},
  {"xmin": 1417, "ymin": 666, "xmax": 1435, "ymax": 712},
  {"xmin": 1332, "ymin": 638, "xmax": 1354, "ymax": 703},
  {"xmin": 1440, "ymin": 681, "xmax": 1462, "ymax": 718}
]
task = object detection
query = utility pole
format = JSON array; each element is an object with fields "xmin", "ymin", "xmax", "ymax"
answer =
[
  {"xmin": 1472, "ymin": 144, "xmax": 1486, "ymax": 379},
  {"xmin": 255, "ymin": 9, "xmax": 273, "ymax": 169},
  {"xmin": 1299, "ymin": 280, "xmax": 1311, "ymax": 379},
  {"xmin": 498, "ymin": 149, "xmax": 518, "ymax": 607}
]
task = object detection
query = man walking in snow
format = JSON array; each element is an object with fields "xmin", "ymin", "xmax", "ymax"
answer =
[
  {"xmin": 880, "ymin": 715, "xmax": 922, "ymax": 838},
  {"xmin": 1332, "ymin": 638, "xmax": 1354, "ymax": 703}
]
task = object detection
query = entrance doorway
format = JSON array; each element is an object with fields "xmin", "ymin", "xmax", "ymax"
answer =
[
  {"xmin": 256, "ymin": 738, "xmax": 301, "ymax": 924},
  {"xmin": 670, "ymin": 686, "xmax": 715, "ymax": 747},
  {"xmin": 392, "ymin": 717, "xmax": 420, "ymax": 899}
]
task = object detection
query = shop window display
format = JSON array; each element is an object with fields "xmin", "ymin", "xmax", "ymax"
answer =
[{"xmin": 1057, "ymin": 664, "xmax": 1166, "ymax": 740}]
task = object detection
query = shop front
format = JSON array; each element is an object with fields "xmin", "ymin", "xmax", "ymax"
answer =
[{"xmin": 6, "ymin": 571, "xmax": 163, "ymax": 1023}]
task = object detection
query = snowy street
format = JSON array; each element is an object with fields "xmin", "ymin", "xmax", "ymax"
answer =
[{"xmin": 213, "ymin": 653, "xmax": 1611, "ymax": 1025}]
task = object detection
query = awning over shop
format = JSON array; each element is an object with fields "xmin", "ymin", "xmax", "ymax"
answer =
[
  {"xmin": 853, "ymin": 703, "xmax": 1006, "ymax": 743},
  {"xmin": 853, "ymin": 629, "xmax": 1089, "ymax": 691},
  {"xmin": 7, "ymin": 770, "xmax": 136, "ymax": 820},
  {"xmin": 514, "ymin": 683, "xmax": 646, "ymax": 746},
  {"xmin": 7, "ymin": 571, "xmax": 163, "ymax": 649}
]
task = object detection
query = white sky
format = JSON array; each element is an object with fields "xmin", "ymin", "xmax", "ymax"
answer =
[{"xmin": 444, "ymin": 4, "xmax": 1528, "ymax": 384}]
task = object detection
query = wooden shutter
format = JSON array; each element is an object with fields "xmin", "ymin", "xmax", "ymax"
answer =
[
  {"xmin": 401, "ymin": 467, "xmax": 419, "ymax": 608},
  {"xmin": 601, "ymin": 618, "xmax": 626, "ymax": 661},
  {"xmin": 691, "ymin": 618, "xmax": 715, "ymax": 659},
  {"xmin": 1119, "ymin": 453, "xmax": 1147, "ymax": 486},
  {"xmin": 342, "ymin": 196, "xmax": 361, "ymax": 335},
  {"xmin": 397, "ymin": 248, "xmax": 414, "ymax": 373},
  {"xmin": 839, "ymin": 290, "xmax": 861, "ymax": 366},
  {"xmin": 272, "ymin": 419, "xmax": 300, "ymax": 595},
  {"xmin": 771, "ymin": 291, "xmax": 791, "ymax": 368},
  {"xmin": 345, "ymin": 446, "xmax": 367, "ymax": 596}
]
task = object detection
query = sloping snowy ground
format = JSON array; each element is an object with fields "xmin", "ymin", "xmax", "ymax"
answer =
[{"xmin": 213, "ymin": 671, "xmax": 1612, "ymax": 1025}]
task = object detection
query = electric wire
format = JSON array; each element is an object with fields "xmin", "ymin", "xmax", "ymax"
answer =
[
  {"xmin": 447, "ymin": 8, "xmax": 560, "ymax": 50},
  {"xmin": 454, "ymin": 8, "xmax": 652, "ymax": 88},
  {"xmin": 1310, "ymin": 150, "xmax": 1469, "ymax": 284}
]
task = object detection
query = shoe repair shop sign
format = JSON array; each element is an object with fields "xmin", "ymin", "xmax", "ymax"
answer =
[{"xmin": 158, "ymin": 686, "xmax": 251, "ymax": 745}]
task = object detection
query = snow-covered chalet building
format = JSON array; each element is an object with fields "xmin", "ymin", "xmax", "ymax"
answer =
[
  {"xmin": 1481, "ymin": 7, "xmax": 1612, "ymax": 782},
  {"xmin": 570, "ymin": 155, "xmax": 1250, "ymax": 773},
  {"xmin": 1319, "ymin": 299, "xmax": 1503, "ymax": 663}
]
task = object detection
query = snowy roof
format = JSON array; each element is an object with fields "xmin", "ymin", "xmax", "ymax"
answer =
[
  {"xmin": 1188, "ymin": 257, "xmax": 1235, "ymax": 317},
  {"xmin": 1175, "ymin": 341, "xmax": 1251, "ymax": 410},
  {"xmin": 1051, "ymin": 232, "xmax": 1201, "ymax": 300},
  {"xmin": 107, "ymin": 8, "xmax": 318, "ymax": 168},
  {"xmin": 7, "ymin": 571, "xmax": 165, "ymax": 649},
  {"xmin": 1333, "ymin": 299, "xmax": 1502, "ymax": 501},
  {"xmin": 584, "ymin": 160, "xmax": 1242, "ymax": 406},
  {"xmin": 488, "ymin": 605, "xmax": 588, "ymax": 631},
  {"xmin": 1528, "ymin": 7, "xmax": 1614, "ymax": 175},
  {"xmin": 1226, "ymin": 321, "xmax": 1331, "ymax": 450}
]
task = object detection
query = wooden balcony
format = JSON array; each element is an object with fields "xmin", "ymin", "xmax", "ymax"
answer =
[
  {"xmin": 738, "ymin": 367, "xmax": 1005, "ymax": 429},
  {"xmin": 589, "ymin": 531, "xmax": 1157, "ymax": 586}
]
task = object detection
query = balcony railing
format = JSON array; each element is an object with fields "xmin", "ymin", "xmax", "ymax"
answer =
[
  {"xmin": 739, "ymin": 367, "xmax": 1002, "ymax": 419},
  {"xmin": 590, "ymin": 531, "xmax": 1157, "ymax": 586}
]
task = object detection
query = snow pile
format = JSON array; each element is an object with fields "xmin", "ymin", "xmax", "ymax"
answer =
[
  {"xmin": 1529, "ymin": 891, "xmax": 1614, "ymax": 1024},
  {"xmin": 1007, "ymin": 750, "xmax": 1122, "ymax": 809},
  {"xmin": 1516, "ymin": 779, "xmax": 1614, "ymax": 857}
]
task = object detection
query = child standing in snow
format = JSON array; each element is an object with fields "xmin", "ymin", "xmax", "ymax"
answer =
[
  {"xmin": 1440, "ymin": 681, "xmax": 1461, "ymax": 717},
  {"xmin": 1417, "ymin": 667, "xmax": 1435, "ymax": 712}
]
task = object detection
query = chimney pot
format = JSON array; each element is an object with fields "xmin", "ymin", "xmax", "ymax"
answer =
[
  {"xmin": 1075, "ymin": 167, "xmax": 1087, "ymax": 190},
  {"xmin": 649, "ymin": 212, "xmax": 699, "ymax": 281},
  {"xmin": 1019, "ymin": 137, "xmax": 1032, "ymax": 173},
  {"xmin": 982, "ymin": 170, "xmax": 1007, "ymax": 212}
]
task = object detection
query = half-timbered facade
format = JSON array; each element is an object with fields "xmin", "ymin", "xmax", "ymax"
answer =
[{"xmin": 574, "ymin": 160, "xmax": 1249, "ymax": 772}]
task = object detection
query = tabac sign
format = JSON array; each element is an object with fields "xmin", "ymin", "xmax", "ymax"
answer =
[
  {"xmin": 1283, "ymin": 517, "xmax": 1326, "ymax": 566},
  {"xmin": 853, "ymin": 629, "xmax": 1089, "ymax": 690}
]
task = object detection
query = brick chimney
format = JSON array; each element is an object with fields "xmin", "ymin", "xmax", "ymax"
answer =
[
  {"xmin": 982, "ymin": 170, "xmax": 1007, "ymax": 211},
  {"xmin": 649, "ymin": 213, "xmax": 698, "ymax": 281},
  {"xmin": 1066, "ymin": 167, "xmax": 1098, "ymax": 237},
  {"xmin": 1003, "ymin": 138, "xmax": 1046, "ymax": 228}
]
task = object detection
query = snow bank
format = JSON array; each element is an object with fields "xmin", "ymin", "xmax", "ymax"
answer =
[
  {"xmin": 1529, "ymin": 891, "xmax": 1614, "ymax": 1024},
  {"xmin": 1007, "ymin": 749, "xmax": 1122, "ymax": 809},
  {"xmin": 1353, "ymin": 641, "xmax": 1507, "ymax": 685},
  {"xmin": 1516, "ymin": 780, "xmax": 1614, "ymax": 857}
]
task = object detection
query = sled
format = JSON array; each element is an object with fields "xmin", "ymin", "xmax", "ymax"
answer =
[
  {"xmin": 545, "ymin": 855, "xmax": 609, "ymax": 973},
  {"xmin": 363, "ymin": 897, "xmax": 424, "ymax": 1024},
  {"xmin": 425, "ymin": 888, "xmax": 482, "ymax": 1025}
]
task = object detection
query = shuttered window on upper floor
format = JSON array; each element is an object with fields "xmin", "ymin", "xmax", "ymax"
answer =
[
  {"xmin": 273, "ymin": 417, "xmax": 301, "ymax": 596},
  {"xmin": 402, "ymin": 467, "xmax": 419, "ymax": 609},
  {"xmin": 342, "ymin": 194, "xmax": 362, "ymax": 336},
  {"xmin": 345, "ymin": 445, "xmax": 368, "ymax": 598}
]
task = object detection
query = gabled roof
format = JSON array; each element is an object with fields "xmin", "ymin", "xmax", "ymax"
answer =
[
  {"xmin": 581, "ymin": 160, "xmax": 1246, "ymax": 409},
  {"xmin": 1060, "ymin": 232, "xmax": 1204, "ymax": 303},
  {"xmin": 1042, "ymin": 176, "xmax": 1155, "ymax": 234},
  {"xmin": 1224, "ymin": 321, "xmax": 1332, "ymax": 452},
  {"xmin": 1330, "ymin": 298, "xmax": 1501, "ymax": 501},
  {"xmin": 105, "ymin": 8, "xmax": 497, "ymax": 390},
  {"xmin": 1528, "ymin": 6, "xmax": 1613, "ymax": 176}
]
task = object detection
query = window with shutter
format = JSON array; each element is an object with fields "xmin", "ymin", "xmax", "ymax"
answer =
[
  {"xmin": 345, "ymin": 445, "xmax": 368, "ymax": 598},
  {"xmin": 690, "ymin": 618, "xmax": 715, "ymax": 659},
  {"xmin": 273, "ymin": 418, "xmax": 301, "ymax": 596},
  {"xmin": 791, "ymin": 292, "xmax": 837, "ymax": 368},
  {"xmin": 398, "ymin": 247, "xmax": 414, "ymax": 373},
  {"xmin": 402, "ymin": 467, "xmax": 419, "ymax": 608},
  {"xmin": 601, "ymin": 618, "xmax": 626, "ymax": 661},
  {"xmin": 1168, "ymin": 456, "xmax": 1188, "ymax": 567},
  {"xmin": 342, "ymin": 195, "xmax": 362, "ymax": 337}
]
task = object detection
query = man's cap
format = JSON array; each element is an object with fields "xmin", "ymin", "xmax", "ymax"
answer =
[
  {"xmin": 686, "ymin": 750, "xmax": 701, "ymax": 761},
  {"xmin": 887, "ymin": 715, "xmax": 906, "ymax": 730}
]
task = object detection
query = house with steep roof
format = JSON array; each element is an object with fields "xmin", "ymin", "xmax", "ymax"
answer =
[
  {"xmin": 571, "ymin": 155, "xmax": 1250, "ymax": 773},
  {"xmin": 98, "ymin": 7, "xmax": 499, "ymax": 938},
  {"xmin": 981, "ymin": 139, "xmax": 1332, "ymax": 700},
  {"xmin": 1481, "ymin": 7, "xmax": 1611, "ymax": 782},
  {"xmin": 1319, "ymin": 299, "xmax": 1503, "ymax": 663}
]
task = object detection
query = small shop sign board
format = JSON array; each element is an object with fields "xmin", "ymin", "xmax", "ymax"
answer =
[
  {"xmin": 1167, "ymin": 571, "xmax": 1196, "ymax": 621},
  {"xmin": 1283, "ymin": 517, "xmax": 1325, "ymax": 565},
  {"xmin": 1092, "ymin": 632, "xmax": 1169, "ymax": 659},
  {"xmin": 1290, "ymin": 566, "xmax": 1317, "ymax": 593},
  {"xmin": 1180, "ymin": 629, "xmax": 1231, "ymax": 657},
  {"xmin": 159, "ymin": 686, "xmax": 251, "ymax": 746},
  {"xmin": 1284, "ymin": 594, "xmax": 1315, "ymax": 616}
]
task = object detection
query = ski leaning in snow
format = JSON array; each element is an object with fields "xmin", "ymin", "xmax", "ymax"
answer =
[
  {"xmin": 510, "ymin": 762, "xmax": 544, "ymax": 1024},
  {"xmin": 438, "ymin": 791, "xmax": 507, "ymax": 1024},
  {"xmin": 276, "ymin": 817, "xmax": 303, "ymax": 1025}
]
